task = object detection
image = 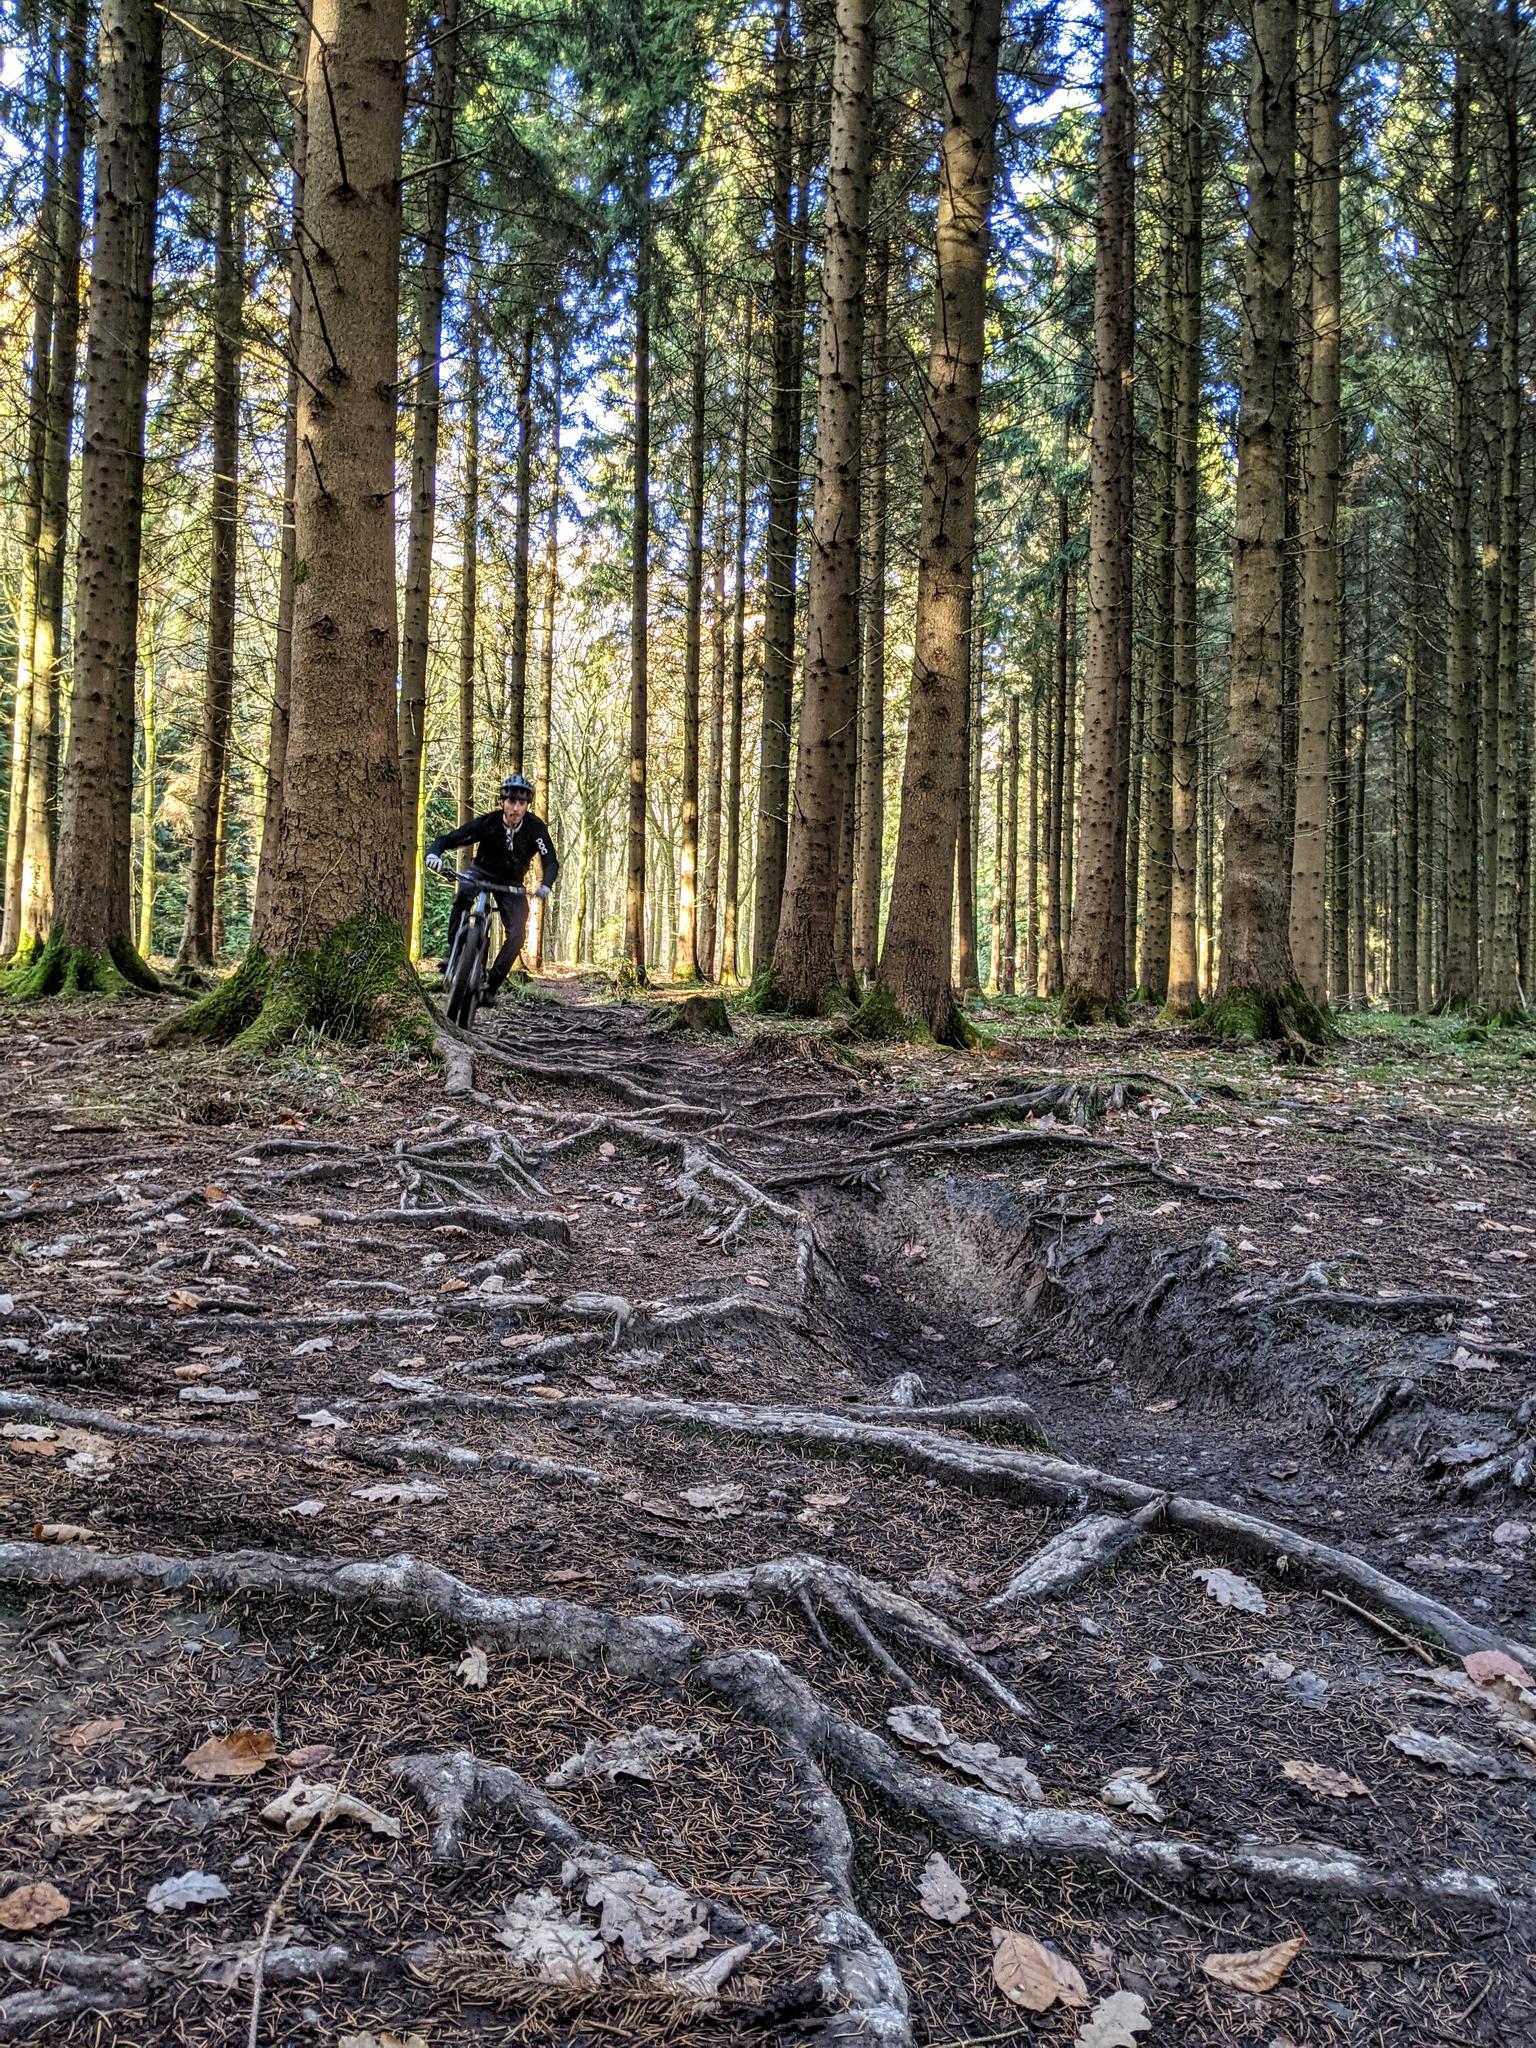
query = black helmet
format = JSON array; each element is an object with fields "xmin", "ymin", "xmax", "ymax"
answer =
[{"xmin": 499, "ymin": 774, "xmax": 534, "ymax": 803}]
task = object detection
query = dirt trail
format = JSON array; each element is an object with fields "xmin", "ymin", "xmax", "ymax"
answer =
[{"xmin": 2, "ymin": 979, "xmax": 1534, "ymax": 2046}]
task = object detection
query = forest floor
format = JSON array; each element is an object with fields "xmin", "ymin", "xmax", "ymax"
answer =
[{"xmin": 3, "ymin": 976, "xmax": 1535, "ymax": 2048}]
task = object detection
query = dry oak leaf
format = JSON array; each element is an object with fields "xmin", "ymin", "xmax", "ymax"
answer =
[
  {"xmin": 1464, "ymin": 1649, "xmax": 1535, "ymax": 1691},
  {"xmin": 888, "ymin": 1703, "xmax": 1043, "ymax": 1803},
  {"xmin": 1281, "ymin": 1759, "xmax": 1366, "ymax": 1800},
  {"xmin": 183, "ymin": 1728, "xmax": 277, "ymax": 1781},
  {"xmin": 457, "ymin": 1645, "xmax": 490, "ymax": 1690},
  {"xmin": 0, "ymin": 1882, "xmax": 70, "ymax": 1932},
  {"xmin": 204, "ymin": 1185, "xmax": 229, "ymax": 1203},
  {"xmin": 1076, "ymin": 1989, "xmax": 1152, "ymax": 2046},
  {"xmin": 571, "ymin": 1862, "xmax": 710, "ymax": 1963},
  {"xmin": 1100, "ymin": 1767, "xmax": 1166, "ymax": 1822},
  {"xmin": 682, "ymin": 1482, "xmax": 745, "ymax": 1514},
  {"xmin": 546, "ymin": 1725, "xmax": 703, "ymax": 1789},
  {"xmin": 916, "ymin": 1852, "xmax": 971, "ymax": 1924},
  {"xmin": 146, "ymin": 1869, "xmax": 230, "ymax": 1914},
  {"xmin": 1190, "ymin": 1565, "xmax": 1268, "ymax": 1615},
  {"xmin": 338, "ymin": 2034, "xmax": 428, "ymax": 2048},
  {"xmin": 991, "ymin": 1928, "xmax": 1089, "ymax": 2012},
  {"xmin": 1200, "ymin": 1932, "xmax": 1306, "ymax": 1992},
  {"xmin": 285, "ymin": 1744, "xmax": 337, "ymax": 1770},
  {"xmin": 493, "ymin": 1885, "xmax": 605, "ymax": 1988},
  {"xmin": 60, "ymin": 1717, "xmax": 126, "ymax": 1751},
  {"xmin": 259, "ymin": 1780, "xmax": 400, "ymax": 1838},
  {"xmin": 350, "ymin": 1480, "xmax": 449, "ymax": 1506},
  {"xmin": 34, "ymin": 1521, "xmax": 96, "ymax": 1543}
]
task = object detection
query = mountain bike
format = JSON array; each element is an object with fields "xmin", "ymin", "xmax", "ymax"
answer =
[{"xmin": 431, "ymin": 865, "xmax": 525, "ymax": 1030}]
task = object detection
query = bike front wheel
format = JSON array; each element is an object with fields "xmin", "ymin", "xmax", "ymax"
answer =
[{"xmin": 445, "ymin": 920, "xmax": 487, "ymax": 1029}]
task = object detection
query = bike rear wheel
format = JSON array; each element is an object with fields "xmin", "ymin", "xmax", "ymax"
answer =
[{"xmin": 445, "ymin": 919, "xmax": 486, "ymax": 1029}]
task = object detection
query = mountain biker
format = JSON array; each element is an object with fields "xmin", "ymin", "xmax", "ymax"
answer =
[{"xmin": 425, "ymin": 774, "xmax": 560, "ymax": 1003}]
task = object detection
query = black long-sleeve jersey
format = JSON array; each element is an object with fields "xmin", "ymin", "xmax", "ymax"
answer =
[{"xmin": 427, "ymin": 810, "xmax": 560, "ymax": 890}]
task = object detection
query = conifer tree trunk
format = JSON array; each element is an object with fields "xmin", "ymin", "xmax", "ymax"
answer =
[
  {"xmin": 178, "ymin": 67, "xmax": 244, "ymax": 970},
  {"xmin": 676, "ymin": 267, "xmax": 709, "ymax": 982},
  {"xmin": 752, "ymin": 0, "xmax": 808, "ymax": 974},
  {"xmin": 721, "ymin": 301, "xmax": 752, "ymax": 985},
  {"xmin": 1287, "ymin": 0, "xmax": 1340, "ymax": 1003},
  {"xmin": 852, "ymin": 234, "xmax": 889, "ymax": 982},
  {"xmin": 1025, "ymin": 696, "xmax": 1040, "ymax": 994},
  {"xmin": 1439, "ymin": 51, "xmax": 1477, "ymax": 1010},
  {"xmin": 1171, "ymin": 0, "xmax": 1212, "ymax": 1019},
  {"xmin": 1348, "ymin": 536, "xmax": 1370, "ymax": 1010},
  {"xmin": 19, "ymin": 0, "xmax": 87, "ymax": 959},
  {"xmin": 955, "ymin": 641, "xmax": 981, "ymax": 997},
  {"xmin": 1061, "ymin": 0, "xmax": 1134, "ymax": 1023},
  {"xmin": 624, "ymin": 206, "xmax": 652, "ymax": 976},
  {"xmin": 1394, "ymin": 615, "xmax": 1419, "ymax": 1012},
  {"xmin": 137, "ymin": 639, "xmax": 158, "ymax": 958},
  {"xmin": 169, "ymin": 0, "xmax": 416, "ymax": 1050},
  {"xmin": 871, "ymin": 0, "xmax": 1002, "ymax": 1043},
  {"xmin": 2, "ymin": 60, "xmax": 57, "ymax": 963},
  {"xmin": 1139, "ymin": 173, "xmax": 1175, "ymax": 1006},
  {"xmin": 1209, "ymin": 0, "xmax": 1329, "ymax": 1042},
  {"xmin": 767, "ymin": 0, "xmax": 872, "ymax": 1010},
  {"xmin": 23, "ymin": 0, "xmax": 164, "ymax": 995},
  {"xmin": 700, "ymin": 548, "xmax": 725, "ymax": 980},
  {"xmin": 458, "ymin": 289, "xmax": 480, "ymax": 825},
  {"xmin": 1043, "ymin": 496, "xmax": 1070, "ymax": 995},
  {"xmin": 1001, "ymin": 691, "xmax": 1019, "ymax": 993},
  {"xmin": 507, "ymin": 317, "xmax": 537, "ymax": 775},
  {"xmin": 530, "ymin": 363, "xmax": 560, "ymax": 969},
  {"xmin": 396, "ymin": 0, "xmax": 459, "ymax": 915},
  {"xmin": 1476, "ymin": 0, "xmax": 1525, "ymax": 1017},
  {"xmin": 255, "ymin": 22, "xmax": 308, "ymax": 935}
]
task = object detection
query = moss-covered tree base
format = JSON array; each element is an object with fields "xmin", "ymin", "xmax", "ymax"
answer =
[
  {"xmin": 847, "ymin": 982, "xmax": 974, "ymax": 1051},
  {"xmin": 1156, "ymin": 996, "xmax": 1204, "ymax": 1027},
  {"xmin": 1202, "ymin": 980, "xmax": 1339, "ymax": 1053},
  {"xmin": 156, "ymin": 915, "xmax": 432, "ymax": 1059},
  {"xmin": 2, "ymin": 932, "xmax": 160, "ymax": 1001},
  {"xmin": 1058, "ymin": 984, "xmax": 1130, "ymax": 1028}
]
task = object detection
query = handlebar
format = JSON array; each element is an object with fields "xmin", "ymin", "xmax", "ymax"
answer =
[{"xmin": 426, "ymin": 863, "xmax": 526, "ymax": 896}]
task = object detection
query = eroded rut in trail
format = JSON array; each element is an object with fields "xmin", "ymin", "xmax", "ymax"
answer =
[{"xmin": 2, "ymin": 983, "xmax": 1534, "ymax": 2047}]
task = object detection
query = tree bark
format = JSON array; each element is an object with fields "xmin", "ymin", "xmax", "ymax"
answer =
[
  {"xmin": 751, "ymin": 0, "xmax": 808, "ymax": 975},
  {"xmin": 1477, "ymin": 0, "xmax": 1525, "ymax": 1019},
  {"xmin": 532, "ymin": 363, "xmax": 560, "ymax": 969},
  {"xmin": 871, "ymin": 0, "xmax": 1003, "ymax": 1044},
  {"xmin": 1210, "ymin": 0, "xmax": 1328, "ymax": 1042},
  {"xmin": 396, "ymin": 0, "xmax": 459, "ymax": 922},
  {"xmin": 721, "ymin": 298, "xmax": 753, "ymax": 986},
  {"xmin": 1139, "ymin": 149, "xmax": 1176, "ymax": 1006},
  {"xmin": 1001, "ymin": 691, "xmax": 1019, "ymax": 993},
  {"xmin": 249, "ymin": 0, "xmax": 409, "ymax": 955},
  {"xmin": 954, "ymin": 635, "xmax": 981, "ymax": 997},
  {"xmin": 37, "ymin": 0, "xmax": 164, "ymax": 991},
  {"xmin": 852, "ymin": 235, "xmax": 889, "ymax": 982},
  {"xmin": 177, "ymin": 65, "xmax": 244, "ymax": 969},
  {"xmin": 1043, "ymin": 494, "xmax": 1071, "ymax": 996},
  {"xmin": 255, "ymin": 15, "xmax": 309, "ymax": 936},
  {"xmin": 2, "ymin": 47, "xmax": 57, "ymax": 963},
  {"xmin": 1348, "ymin": 523, "xmax": 1370, "ymax": 1011},
  {"xmin": 768, "ymin": 0, "xmax": 873, "ymax": 1011},
  {"xmin": 624, "ymin": 205, "xmax": 651, "ymax": 976},
  {"xmin": 20, "ymin": 0, "xmax": 88, "ymax": 958},
  {"xmin": 507, "ymin": 317, "xmax": 537, "ymax": 776},
  {"xmin": 675, "ymin": 263, "xmax": 709, "ymax": 983},
  {"xmin": 1287, "ymin": 0, "xmax": 1340, "ymax": 1003},
  {"xmin": 458, "ymin": 286, "xmax": 480, "ymax": 826},
  {"xmin": 700, "ymin": 545, "xmax": 726, "ymax": 981},
  {"xmin": 1438, "ymin": 51, "xmax": 1477, "ymax": 1009},
  {"xmin": 1025, "ymin": 694, "xmax": 1041, "ymax": 995},
  {"xmin": 1061, "ymin": 0, "xmax": 1135, "ymax": 1024}
]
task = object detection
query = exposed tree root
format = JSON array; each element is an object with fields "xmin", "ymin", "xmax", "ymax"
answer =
[
  {"xmin": 0, "ymin": 1943, "xmax": 158, "ymax": 2035},
  {"xmin": 157, "ymin": 918, "xmax": 432, "ymax": 1057},
  {"xmin": 987, "ymin": 1500, "xmax": 1167, "ymax": 1607},
  {"xmin": 2, "ymin": 931, "xmax": 160, "ymax": 1002},
  {"xmin": 389, "ymin": 1747, "xmax": 773, "ymax": 1952},
  {"xmin": 644, "ymin": 1552, "xmax": 1030, "ymax": 1718},
  {"xmin": 382, "ymin": 1389, "xmax": 1536, "ymax": 1669},
  {"xmin": 0, "ymin": 1542, "xmax": 1521, "ymax": 1915}
]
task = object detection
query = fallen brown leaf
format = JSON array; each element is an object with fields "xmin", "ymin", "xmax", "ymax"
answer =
[
  {"xmin": 182, "ymin": 1728, "xmax": 278, "ymax": 1781},
  {"xmin": 1200, "ymin": 1932, "xmax": 1306, "ymax": 1992},
  {"xmin": 0, "ymin": 1882, "xmax": 70, "ymax": 1932},
  {"xmin": 1281, "ymin": 1759, "xmax": 1366, "ymax": 1800},
  {"xmin": 60, "ymin": 1717, "xmax": 126, "ymax": 1751},
  {"xmin": 991, "ymin": 1928, "xmax": 1088, "ymax": 2012}
]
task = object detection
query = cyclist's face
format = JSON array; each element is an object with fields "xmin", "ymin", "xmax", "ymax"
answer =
[{"xmin": 502, "ymin": 796, "xmax": 529, "ymax": 825}]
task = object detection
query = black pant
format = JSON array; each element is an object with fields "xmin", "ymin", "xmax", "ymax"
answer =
[{"xmin": 446, "ymin": 883, "xmax": 527, "ymax": 990}]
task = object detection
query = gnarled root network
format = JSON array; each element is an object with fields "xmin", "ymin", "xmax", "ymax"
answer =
[{"xmin": 646, "ymin": 1552, "xmax": 1029, "ymax": 1719}]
